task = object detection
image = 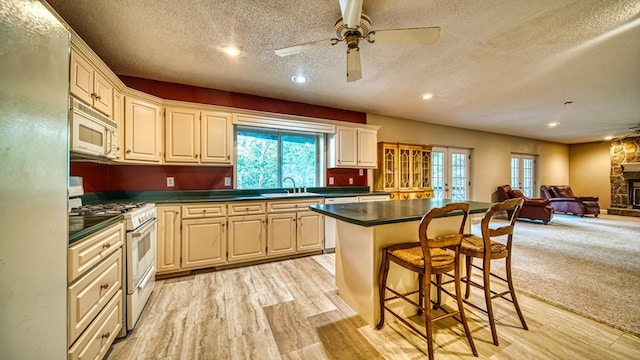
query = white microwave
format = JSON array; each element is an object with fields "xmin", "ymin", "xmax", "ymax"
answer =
[{"xmin": 70, "ymin": 97, "xmax": 118, "ymax": 159}]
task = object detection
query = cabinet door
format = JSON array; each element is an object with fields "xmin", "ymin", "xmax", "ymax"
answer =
[
  {"xmin": 182, "ymin": 217, "xmax": 226, "ymax": 269},
  {"xmin": 335, "ymin": 127, "xmax": 358, "ymax": 167},
  {"xmin": 69, "ymin": 49, "xmax": 94, "ymax": 105},
  {"xmin": 112, "ymin": 90, "xmax": 125, "ymax": 161},
  {"xmin": 92, "ymin": 71, "xmax": 113, "ymax": 116},
  {"xmin": 228, "ymin": 215, "xmax": 266, "ymax": 263},
  {"xmin": 357, "ymin": 128, "xmax": 377, "ymax": 168},
  {"xmin": 164, "ymin": 107, "xmax": 200, "ymax": 163},
  {"xmin": 201, "ymin": 111, "xmax": 232, "ymax": 164},
  {"xmin": 267, "ymin": 213, "xmax": 296, "ymax": 257},
  {"xmin": 124, "ymin": 96, "xmax": 162, "ymax": 162},
  {"xmin": 296, "ymin": 211, "xmax": 324, "ymax": 252},
  {"xmin": 156, "ymin": 205, "xmax": 181, "ymax": 274}
]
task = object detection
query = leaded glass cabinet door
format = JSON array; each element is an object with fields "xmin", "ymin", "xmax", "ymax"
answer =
[
  {"xmin": 398, "ymin": 146, "xmax": 411, "ymax": 189},
  {"xmin": 383, "ymin": 144, "xmax": 397, "ymax": 190},
  {"xmin": 421, "ymin": 147, "xmax": 431, "ymax": 188},
  {"xmin": 411, "ymin": 146, "xmax": 423, "ymax": 189}
]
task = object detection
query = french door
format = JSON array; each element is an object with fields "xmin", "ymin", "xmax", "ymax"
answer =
[
  {"xmin": 511, "ymin": 154, "xmax": 537, "ymax": 197},
  {"xmin": 432, "ymin": 147, "xmax": 471, "ymax": 200}
]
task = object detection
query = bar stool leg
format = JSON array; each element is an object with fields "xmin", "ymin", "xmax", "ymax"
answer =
[
  {"xmin": 506, "ymin": 253, "xmax": 528, "ymax": 330},
  {"xmin": 455, "ymin": 261, "xmax": 478, "ymax": 356},
  {"xmin": 483, "ymin": 260, "xmax": 499, "ymax": 346},
  {"xmin": 417, "ymin": 273, "xmax": 424, "ymax": 315},
  {"xmin": 465, "ymin": 256, "xmax": 473, "ymax": 299},
  {"xmin": 376, "ymin": 250, "xmax": 390, "ymax": 330},
  {"xmin": 423, "ymin": 272, "xmax": 435, "ymax": 360}
]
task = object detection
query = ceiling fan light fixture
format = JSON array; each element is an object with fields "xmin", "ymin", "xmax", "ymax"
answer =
[
  {"xmin": 221, "ymin": 45, "xmax": 242, "ymax": 57},
  {"xmin": 421, "ymin": 93, "xmax": 434, "ymax": 100},
  {"xmin": 547, "ymin": 122, "xmax": 560, "ymax": 128},
  {"xmin": 291, "ymin": 75, "xmax": 309, "ymax": 84}
]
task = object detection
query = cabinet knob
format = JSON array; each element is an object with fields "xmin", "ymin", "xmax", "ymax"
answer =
[
  {"xmin": 126, "ymin": 149, "xmax": 131, "ymax": 154},
  {"xmin": 100, "ymin": 283, "xmax": 109, "ymax": 290},
  {"xmin": 102, "ymin": 243, "xmax": 111, "ymax": 249},
  {"xmin": 101, "ymin": 332, "xmax": 110, "ymax": 339}
]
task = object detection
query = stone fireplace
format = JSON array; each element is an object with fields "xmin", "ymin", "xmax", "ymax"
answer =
[{"xmin": 609, "ymin": 137, "xmax": 640, "ymax": 216}]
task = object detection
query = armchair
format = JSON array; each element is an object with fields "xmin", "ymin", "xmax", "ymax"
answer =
[
  {"xmin": 540, "ymin": 185, "xmax": 600, "ymax": 217},
  {"xmin": 497, "ymin": 185, "xmax": 554, "ymax": 224}
]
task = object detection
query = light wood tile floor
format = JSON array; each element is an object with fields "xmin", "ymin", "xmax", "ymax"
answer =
[{"xmin": 108, "ymin": 254, "xmax": 640, "ymax": 359}]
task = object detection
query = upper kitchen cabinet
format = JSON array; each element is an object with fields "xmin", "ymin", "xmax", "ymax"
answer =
[
  {"xmin": 164, "ymin": 105, "xmax": 233, "ymax": 165},
  {"xmin": 328, "ymin": 125, "xmax": 379, "ymax": 168},
  {"xmin": 124, "ymin": 95, "xmax": 163, "ymax": 162},
  {"xmin": 70, "ymin": 48, "xmax": 113, "ymax": 116}
]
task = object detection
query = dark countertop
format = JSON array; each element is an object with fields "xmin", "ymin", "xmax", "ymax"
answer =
[
  {"xmin": 69, "ymin": 215, "xmax": 123, "ymax": 245},
  {"xmin": 309, "ymin": 199, "xmax": 492, "ymax": 227},
  {"xmin": 80, "ymin": 187, "xmax": 391, "ymax": 205}
]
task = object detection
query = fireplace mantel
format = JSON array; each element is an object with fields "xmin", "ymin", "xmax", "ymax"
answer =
[{"xmin": 621, "ymin": 162, "xmax": 640, "ymax": 172}]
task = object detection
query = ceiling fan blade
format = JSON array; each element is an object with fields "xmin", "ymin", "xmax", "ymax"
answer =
[
  {"xmin": 339, "ymin": 0, "xmax": 363, "ymax": 28},
  {"xmin": 275, "ymin": 38, "xmax": 335, "ymax": 57},
  {"xmin": 346, "ymin": 48, "xmax": 362, "ymax": 82},
  {"xmin": 372, "ymin": 27, "xmax": 441, "ymax": 45}
]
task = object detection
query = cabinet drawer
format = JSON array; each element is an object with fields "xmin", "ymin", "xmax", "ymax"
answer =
[
  {"xmin": 68, "ymin": 221, "xmax": 124, "ymax": 282},
  {"xmin": 68, "ymin": 249, "xmax": 122, "ymax": 345},
  {"xmin": 266, "ymin": 199, "xmax": 322, "ymax": 213},
  {"xmin": 182, "ymin": 203, "xmax": 227, "ymax": 218},
  {"xmin": 228, "ymin": 201, "xmax": 266, "ymax": 216},
  {"xmin": 69, "ymin": 290, "xmax": 123, "ymax": 360}
]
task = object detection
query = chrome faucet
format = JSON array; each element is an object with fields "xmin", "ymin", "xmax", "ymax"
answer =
[{"xmin": 283, "ymin": 176, "xmax": 297, "ymax": 193}]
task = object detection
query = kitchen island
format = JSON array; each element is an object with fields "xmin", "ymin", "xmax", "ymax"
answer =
[{"xmin": 309, "ymin": 199, "xmax": 491, "ymax": 326}]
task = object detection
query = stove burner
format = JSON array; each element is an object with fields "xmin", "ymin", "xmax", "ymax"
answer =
[{"xmin": 69, "ymin": 202, "xmax": 148, "ymax": 216}]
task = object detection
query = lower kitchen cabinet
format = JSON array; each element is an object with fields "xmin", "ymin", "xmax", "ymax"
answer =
[
  {"xmin": 267, "ymin": 213, "xmax": 297, "ymax": 257},
  {"xmin": 68, "ymin": 221, "xmax": 125, "ymax": 358},
  {"xmin": 296, "ymin": 210, "xmax": 324, "ymax": 252},
  {"xmin": 181, "ymin": 217, "xmax": 226, "ymax": 268},
  {"xmin": 228, "ymin": 214, "xmax": 266, "ymax": 263},
  {"xmin": 156, "ymin": 205, "xmax": 181, "ymax": 274}
]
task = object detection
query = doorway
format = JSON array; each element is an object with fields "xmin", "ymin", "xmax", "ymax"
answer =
[{"xmin": 432, "ymin": 147, "xmax": 471, "ymax": 200}]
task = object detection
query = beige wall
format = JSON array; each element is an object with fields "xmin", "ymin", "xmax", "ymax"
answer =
[
  {"xmin": 367, "ymin": 114, "xmax": 570, "ymax": 203},
  {"xmin": 568, "ymin": 141, "xmax": 611, "ymax": 209}
]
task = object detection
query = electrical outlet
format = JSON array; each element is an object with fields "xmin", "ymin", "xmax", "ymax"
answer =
[
  {"xmin": 359, "ymin": 169, "xmax": 364, "ymax": 176},
  {"xmin": 224, "ymin": 177, "xmax": 231, "ymax": 186},
  {"xmin": 329, "ymin": 177, "xmax": 334, "ymax": 185},
  {"xmin": 349, "ymin": 178, "xmax": 353, "ymax": 185},
  {"xmin": 166, "ymin": 177, "xmax": 174, "ymax": 187}
]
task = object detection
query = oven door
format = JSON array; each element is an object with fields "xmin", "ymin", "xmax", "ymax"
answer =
[{"xmin": 126, "ymin": 218, "xmax": 157, "ymax": 294}]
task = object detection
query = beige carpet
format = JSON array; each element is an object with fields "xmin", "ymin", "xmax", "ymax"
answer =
[{"xmin": 471, "ymin": 213, "xmax": 640, "ymax": 337}]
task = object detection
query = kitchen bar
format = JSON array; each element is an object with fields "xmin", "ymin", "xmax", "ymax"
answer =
[{"xmin": 309, "ymin": 199, "xmax": 491, "ymax": 326}]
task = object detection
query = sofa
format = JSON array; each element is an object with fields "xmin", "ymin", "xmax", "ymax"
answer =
[
  {"xmin": 497, "ymin": 185, "xmax": 554, "ymax": 224},
  {"xmin": 540, "ymin": 185, "xmax": 600, "ymax": 217}
]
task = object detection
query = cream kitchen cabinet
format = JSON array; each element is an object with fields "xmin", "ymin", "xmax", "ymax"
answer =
[
  {"xmin": 266, "ymin": 198, "xmax": 324, "ymax": 254},
  {"xmin": 70, "ymin": 48, "xmax": 114, "ymax": 116},
  {"xmin": 112, "ymin": 89, "xmax": 125, "ymax": 161},
  {"xmin": 181, "ymin": 203, "xmax": 227, "ymax": 269},
  {"xmin": 68, "ymin": 221, "xmax": 124, "ymax": 358},
  {"xmin": 164, "ymin": 106, "xmax": 233, "ymax": 165},
  {"xmin": 124, "ymin": 96, "xmax": 163, "ymax": 162},
  {"xmin": 156, "ymin": 205, "xmax": 181, "ymax": 274},
  {"xmin": 328, "ymin": 126, "xmax": 378, "ymax": 168},
  {"xmin": 227, "ymin": 201, "xmax": 267, "ymax": 263}
]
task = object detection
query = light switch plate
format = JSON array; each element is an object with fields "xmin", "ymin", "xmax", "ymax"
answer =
[
  {"xmin": 359, "ymin": 169, "xmax": 364, "ymax": 176},
  {"xmin": 166, "ymin": 177, "xmax": 174, "ymax": 187},
  {"xmin": 224, "ymin": 177, "xmax": 231, "ymax": 186},
  {"xmin": 349, "ymin": 178, "xmax": 353, "ymax": 185},
  {"xmin": 329, "ymin": 177, "xmax": 334, "ymax": 185}
]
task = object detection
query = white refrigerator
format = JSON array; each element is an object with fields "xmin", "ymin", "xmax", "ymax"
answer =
[{"xmin": 0, "ymin": 0, "xmax": 70, "ymax": 358}]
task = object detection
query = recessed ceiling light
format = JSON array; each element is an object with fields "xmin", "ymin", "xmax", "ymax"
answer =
[
  {"xmin": 291, "ymin": 75, "xmax": 309, "ymax": 84},
  {"xmin": 221, "ymin": 45, "xmax": 242, "ymax": 56},
  {"xmin": 421, "ymin": 93, "xmax": 434, "ymax": 100},
  {"xmin": 547, "ymin": 122, "xmax": 560, "ymax": 128},
  {"xmin": 604, "ymin": 135, "xmax": 613, "ymax": 140}
]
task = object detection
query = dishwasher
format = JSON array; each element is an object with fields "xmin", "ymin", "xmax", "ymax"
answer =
[{"xmin": 323, "ymin": 196, "xmax": 359, "ymax": 250}]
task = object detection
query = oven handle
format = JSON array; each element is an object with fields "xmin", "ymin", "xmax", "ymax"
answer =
[
  {"xmin": 131, "ymin": 218, "xmax": 158, "ymax": 237},
  {"xmin": 138, "ymin": 266, "xmax": 155, "ymax": 290}
]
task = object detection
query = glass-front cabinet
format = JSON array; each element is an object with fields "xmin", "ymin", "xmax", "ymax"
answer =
[{"xmin": 374, "ymin": 142, "xmax": 433, "ymax": 200}]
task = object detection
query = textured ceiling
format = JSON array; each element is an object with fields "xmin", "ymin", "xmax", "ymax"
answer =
[{"xmin": 46, "ymin": 0, "xmax": 640, "ymax": 144}]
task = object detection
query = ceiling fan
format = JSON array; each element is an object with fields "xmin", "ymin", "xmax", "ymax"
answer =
[
  {"xmin": 274, "ymin": 0, "xmax": 441, "ymax": 82},
  {"xmin": 613, "ymin": 126, "xmax": 640, "ymax": 140}
]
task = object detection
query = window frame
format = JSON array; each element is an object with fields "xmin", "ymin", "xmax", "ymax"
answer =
[{"xmin": 234, "ymin": 125, "xmax": 325, "ymax": 189}]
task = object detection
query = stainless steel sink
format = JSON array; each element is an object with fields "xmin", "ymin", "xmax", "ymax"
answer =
[{"xmin": 261, "ymin": 192, "xmax": 320, "ymax": 198}]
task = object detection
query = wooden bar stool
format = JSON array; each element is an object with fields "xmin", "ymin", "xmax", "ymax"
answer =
[
  {"xmin": 461, "ymin": 198, "xmax": 528, "ymax": 346},
  {"xmin": 376, "ymin": 202, "xmax": 477, "ymax": 359}
]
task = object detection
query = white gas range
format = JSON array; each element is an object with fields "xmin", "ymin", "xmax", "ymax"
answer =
[{"xmin": 69, "ymin": 177, "xmax": 157, "ymax": 335}]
